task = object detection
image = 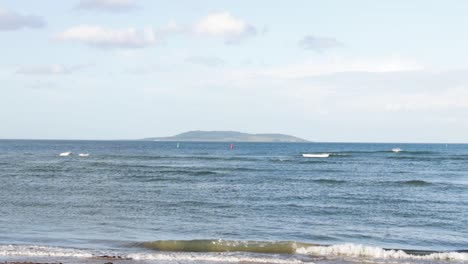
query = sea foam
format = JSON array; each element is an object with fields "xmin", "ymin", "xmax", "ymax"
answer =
[
  {"xmin": 296, "ymin": 243, "xmax": 468, "ymax": 261},
  {"xmin": 302, "ymin": 153, "xmax": 330, "ymax": 158},
  {"xmin": 0, "ymin": 244, "xmax": 93, "ymax": 258},
  {"xmin": 127, "ymin": 252, "xmax": 305, "ymax": 264}
]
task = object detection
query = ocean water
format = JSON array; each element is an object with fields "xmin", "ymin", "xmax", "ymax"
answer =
[{"xmin": 0, "ymin": 140, "xmax": 467, "ymax": 264}]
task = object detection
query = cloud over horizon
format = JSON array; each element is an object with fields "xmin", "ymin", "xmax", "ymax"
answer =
[
  {"xmin": 55, "ymin": 12, "xmax": 257, "ymax": 49},
  {"xmin": 185, "ymin": 56, "xmax": 226, "ymax": 67},
  {"xmin": 56, "ymin": 25, "xmax": 157, "ymax": 48},
  {"xmin": 258, "ymin": 56, "xmax": 423, "ymax": 78},
  {"xmin": 16, "ymin": 64, "xmax": 92, "ymax": 75},
  {"xmin": 0, "ymin": 8, "xmax": 45, "ymax": 31},
  {"xmin": 75, "ymin": 0, "xmax": 138, "ymax": 12},
  {"xmin": 193, "ymin": 11, "xmax": 257, "ymax": 43},
  {"xmin": 299, "ymin": 35, "xmax": 343, "ymax": 52}
]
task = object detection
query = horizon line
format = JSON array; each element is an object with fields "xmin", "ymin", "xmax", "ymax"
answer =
[{"xmin": 0, "ymin": 138, "xmax": 466, "ymax": 144}]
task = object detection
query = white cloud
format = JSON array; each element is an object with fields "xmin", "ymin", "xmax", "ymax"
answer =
[
  {"xmin": 0, "ymin": 8, "xmax": 45, "ymax": 30},
  {"xmin": 185, "ymin": 56, "xmax": 225, "ymax": 67},
  {"xmin": 124, "ymin": 65, "xmax": 169, "ymax": 74},
  {"xmin": 258, "ymin": 56, "xmax": 423, "ymax": 78},
  {"xmin": 193, "ymin": 11, "xmax": 256, "ymax": 42},
  {"xmin": 75, "ymin": 0, "xmax": 137, "ymax": 12},
  {"xmin": 55, "ymin": 12, "xmax": 256, "ymax": 49},
  {"xmin": 16, "ymin": 64, "xmax": 91, "ymax": 75},
  {"xmin": 383, "ymin": 87, "xmax": 468, "ymax": 112},
  {"xmin": 56, "ymin": 25, "xmax": 157, "ymax": 48},
  {"xmin": 159, "ymin": 20, "xmax": 184, "ymax": 35},
  {"xmin": 299, "ymin": 35, "xmax": 343, "ymax": 52}
]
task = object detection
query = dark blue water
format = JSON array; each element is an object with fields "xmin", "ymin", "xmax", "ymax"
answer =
[{"xmin": 0, "ymin": 140, "xmax": 467, "ymax": 263}]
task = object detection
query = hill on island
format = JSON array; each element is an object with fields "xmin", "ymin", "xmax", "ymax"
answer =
[{"xmin": 143, "ymin": 131, "xmax": 309, "ymax": 143}]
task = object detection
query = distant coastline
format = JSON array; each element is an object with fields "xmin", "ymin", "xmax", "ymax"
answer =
[{"xmin": 142, "ymin": 130, "xmax": 309, "ymax": 143}]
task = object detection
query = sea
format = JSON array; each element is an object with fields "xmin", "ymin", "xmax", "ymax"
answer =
[{"xmin": 0, "ymin": 140, "xmax": 467, "ymax": 264}]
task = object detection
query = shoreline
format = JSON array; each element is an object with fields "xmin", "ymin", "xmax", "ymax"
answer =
[{"xmin": 1, "ymin": 242, "xmax": 467, "ymax": 264}]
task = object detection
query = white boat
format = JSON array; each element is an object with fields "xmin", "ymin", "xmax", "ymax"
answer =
[
  {"xmin": 59, "ymin": 151, "xmax": 72, "ymax": 157},
  {"xmin": 391, "ymin": 148, "xmax": 402, "ymax": 153},
  {"xmin": 302, "ymin": 153, "xmax": 330, "ymax": 158},
  {"xmin": 78, "ymin": 153, "xmax": 89, "ymax": 157}
]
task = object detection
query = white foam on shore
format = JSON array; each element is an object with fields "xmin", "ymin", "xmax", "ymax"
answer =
[
  {"xmin": 0, "ymin": 244, "xmax": 304, "ymax": 264},
  {"xmin": 296, "ymin": 243, "xmax": 468, "ymax": 261},
  {"xmin": 127, "ymin": 252, "xmax": 306, "ymax": 264},
  {"xmin": 0, "ymin": 244, "xmax": 93, "ymax": 258},
  {"xmin": 2, "ymin": 243, "xmax": 468, "ymax": 263},
  {"xmin": 302, "ymin": 153, "xmax": 330, "ymax": 158}
]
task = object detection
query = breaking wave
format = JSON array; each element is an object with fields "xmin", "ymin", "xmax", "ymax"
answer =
[
  {"xmin": 128, "ymin": 252, "xmax": 304, "ymax": 264},
  {"xmin": 0, "ymin": 244, "xmax": 94, "ymax": 258},
  {"xmin": 297, "ymin": 243, "xmax": 468, "ymax": 261},
  {"xmin": 141, "ymin": 240, "xmax": 307, "ymax": 254},
  {"xmin": 140, "ymin": 240, "xmax": 468, "ymax": 261},
  {"xmin": 2, "ymin": 242, "xmax": 468, "ymax": 263}
]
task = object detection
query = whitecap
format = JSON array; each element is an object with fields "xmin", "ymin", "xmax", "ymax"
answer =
[
  {"xmin": 296, "ymin": 243, "xmax": 468, "ymax": 261},
  {"xmin": 127, "ymin": 252, "xmax": 305, "ymax": 264},
  {"xmin": 59, "ymin": 151, "xmax": 72, "ymax": 157},
  {"xmin": 0, "ymin": 244, "xmax": 93, "ymax": 258},
  {"xmin": 302, "ymin": 153, "xmax": 330, "ymax": 158}
]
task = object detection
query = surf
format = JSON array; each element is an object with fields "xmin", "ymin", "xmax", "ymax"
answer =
[
  {"xmin": 296, "ymin": 243, "xmax": 468, "ymax": 261},
  {"xmin": 302, "ymin": 153, "xmax": 330, "ymax": 158},
  {"xmin": 141, "ymin": 240, "xmax": 314, "ymax": 254}
]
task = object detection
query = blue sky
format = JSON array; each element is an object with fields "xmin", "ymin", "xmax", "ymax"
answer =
[{"xmin": 1, "ymin": 0, "xmax": 468, "ymax": 142}]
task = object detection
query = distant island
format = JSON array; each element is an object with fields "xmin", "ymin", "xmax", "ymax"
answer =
[{"xmin": 143, "ymin": 131, "xmax": 309, "ymax": 143}]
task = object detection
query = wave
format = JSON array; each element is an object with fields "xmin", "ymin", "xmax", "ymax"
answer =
[
  {"xmin": 128, "ymin": 252, "xmax": 304, "ymax": 264},
  {"xmin": 386, "ymin": 156, "xmax": 435, "ymax": 161},
  {"xmin": 2, "ymin": 242, "xmax": 468, "ymax": 263},
  {"xmin": 312, "ymin": 179, "xmax": 347, "ymax": 184},
  {"xmin": 139, "ymin": 240, "xmax": 468, "ymax": 261},
  {"xmin": 399, "ymin": 150, "xmax": 438, "ymax": 155},
  {"xmin": 59, "ymin": 151, "xmax": 72, "ymax": 157},
  {"xmin": 145, "ymin": 169, "xmax": 223, "ymax": 176},
  {"xmin": 379, "ymin": 180, "xmax": 468, "ymax": 189},
  {"xmin": 382, "ymin": 150, "xmax": 437, "ymax": 155},
  {"xmin": 141, "ymin": 240, "xmax": 307, "ymax": 254},
  {"xmin": 303, "ymin": 153, "xmax": 330, "ymax": 158},
  {"xmin": 397, "ymin": 180, "xmax": 432, "ymax": 186},
  {"xmin": 269, "ymin": 157, "xmax": 295, "ymax": 162},
  {"xmin": 315, "ymin": 150, "xmax": 438, "ymax": 155},
  {"xmin": 0, "ymin": 244, "xmax": 303, "ymax": 264},
  {"xmin": 302, "ymin": 153, "xmax": 351, "ymax": 158},
  {"xmin": 191, "ymin": 156, "xmax": 262, "ymax": 162},
  {"xmin": 0, "ymin": 244, "xmax": 93, "ymax": 258},
  {"xmin": 101, "ymin": 154, "xmax": 261, "ymax": 162},
  {"xmin": 388, "ymin": 155, "xmax": 468, "ymax": 162},
  {"xmin": 54, "ymin": 150, "xmax": 443, "ymax": 163},
  {"xmin": 0, "ymin": 244, "xmax": 304, "ymax": 264},
  {"xmin": 297, "ymin": 243, "xmax": 468, "ymax": 261}
]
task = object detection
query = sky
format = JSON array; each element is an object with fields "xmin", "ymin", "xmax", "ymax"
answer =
[{"xmin": 1, "ymin": 0, "xmax": 468, "ymax": 142}]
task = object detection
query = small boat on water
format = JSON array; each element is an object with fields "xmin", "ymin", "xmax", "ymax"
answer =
[
  {"xmin": 78, "ymin": 153, "xmax": 89, "ymax": 157},
  {"xmin": 391, "ymin": 148, "xmax": 402, "ymax": 153},
  {"xmin": 59, "ymin": 151, "xmax": 72, "ymax": 157},
  {"xmin": 302, "ymin": 153, "xmax": 330, "ymax": 158}
]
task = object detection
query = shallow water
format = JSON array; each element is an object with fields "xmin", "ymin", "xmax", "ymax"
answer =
[{"xmin": 0, "ymin": 140, "xmax": 467, "ymax": 264}]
